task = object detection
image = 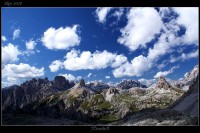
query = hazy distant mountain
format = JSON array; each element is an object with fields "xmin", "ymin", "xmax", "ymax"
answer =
[
  {"xmin": 116, "ymin": 80, "xmax": 147, "ymax": 89},
  {"xmin": 86, "ymin": 81, "xmax": 109, "ymax": 93}
]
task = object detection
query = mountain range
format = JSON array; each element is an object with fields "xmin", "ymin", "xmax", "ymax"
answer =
[{"xmin": 2, "ymin": 65, "xmax": 199, "ymax": 125}]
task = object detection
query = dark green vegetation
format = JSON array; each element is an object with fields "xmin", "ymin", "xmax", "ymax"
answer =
[{"xmin": 97, "ymin": 114, "xmax": 120, "ymax": 124}]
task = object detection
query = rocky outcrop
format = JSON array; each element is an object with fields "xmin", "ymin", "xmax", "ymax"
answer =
[
  {"xmin": 129, "ymin": 87, "xmax": 146, "ymax": 96},
  {"xmin": 52, "ymin": 76, "xmax": 71, "ymax": 91},
  {"xmin": 105, "ymin": 87, "xmax": 118, "ymax": 102},
  {"xmin": 122, "ymin": 109, "xmax": 198, "ymax": 126},
  {"xmin": 155, "ymin": 76, "xmax": 171, "ymax": 90},
  {"xmin": 116, "ymin": 80, "xmax": 147, "ymax": 89},
  {"xmin": 170, "ymin": 74, "xmax": 199, "ymax": 116},
  {"xmin": 2, "ymin": 85, "xmax": 25, "ymax": 112}
]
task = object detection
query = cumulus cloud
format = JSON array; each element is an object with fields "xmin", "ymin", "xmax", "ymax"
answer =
[
  {"xmin": 95, "ymin": 7, "xmax": 112, "ymax": 23},
  {"xmin": 2, "ymin": 36, "xmax": 7, "ymax": 42},
  {"xmin": 59, "ymin": 73, "xmax": 75, "ymax": 82},
  {"xmin": 2, "ymin": 43, "xmax": 21, "ymax": 65},
  {"xmin": 118, "ymin": 7, "xmax": 163, "ymax": 51},
  {"xmin": 63, "ymin": 49, "xmax": 127, "ymax": 70},
  {"xmin": 105, "ymin": 76, "xmax": 110, "ymax": 79},
  {"xmin": 26, "ymin": 39, "xmax": 37, "ymax": 50},
  {"xmin": 154, "ymin": 65, "xmax": 179, "ymax": 78},
  {"xmin": 13, "ymin": 29, "xmax": 20, "ymax": 40},
  {"xmin": 113, "ymin": 55, "xmax": 152, "ymax": 78},
  {"xmin": 111, "ymin": 54, "xmax": 127, "ymax": 68},
  {"xmin": 2, "ymin": 63, "xmax": 44, "ymax": 81},
  {"xmin": 87, "ymin": 73, "xmax": 92, "ymax": 78},
  {"xmin": 147, "ymin": 34, "xmax": 172, "ymax": 62},
  {"xmin": 112, "ymin": 7, "xmax": 198, "ymax": 78},
  {"xmin": 49, "ymin": 60, "xmax": 63, "ymax": 72},
  {"xmin": 59, "ymin": 73, "xmax": 82, "ymax": 82},
  {"xmin": 173, "ymin": 7, "xmax": 198, "ymax": 44},
  {"xmin": 41, "ymin": 25, "xmax": 81, "ymax": 50}
]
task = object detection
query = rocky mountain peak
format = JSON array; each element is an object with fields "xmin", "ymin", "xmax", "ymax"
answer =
[
  {"xmin": 105, "ymin": 87, "xmax": 118, "ymax": 102},
  {"xmin": 155, "ymin": 76, "xmax": 171, "ymax": 90},
  {"xmin": 74, "ymin": 79, "xmax": 85, "ymax": 88},
  {"xmin": 44, "ymin": 77, "xmax": 49, "ymax": 81},
  {"xmin": 184, "ymin": 65, "xmax": 199, "ymax": 81},
  {"xmin": 116, "ymin": 80, "xmax": 147, "ymax": 89},
  {"xmin": 79, "ymin": 79, "xmax": 85, "ymax": 86},
  {"xmin": 53, "ymin": 76, "xmax": 69, "ymax": 87}
]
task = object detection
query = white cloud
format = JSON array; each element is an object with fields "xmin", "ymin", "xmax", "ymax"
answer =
[
  {"xmin": 95, "ymin": 7, "xmax": 112, "ymax": 23},
  {"xmin": 2, "ymin": 81, "xmax": 21, "ymax": 88},
  {"xmin": 114, "ymin": 7, "xmax": 197, "ymax": 78},
  {"xmin": 77, "ymin": 76, "xmax": 82, "ymax": 80},
  {"xmin": 111, "ymin": 54, "xmax": 127, "ymax": 68},
  {"xmin": 59, "ymin": 73, "xmax": 75, "ymax": 82},
  {"xmin": 105, "ymin": 76, "xmax": 110, "ymax": 79},
  {"xmin": 154, "ymin": 70, "xmax": 173, "ymax": 78},
  {"xmin": 41, "ymin": 25, "xmax": 81, "ymax": 50},
  {"xmin": 173, "ymin": 7, "xmax": 198, "ymax": 44},
  {"xmin": 138, "ymin": 78, "xmax": 156, "ymax": 87},
  {"xmin": 26, "ymin": 39, "xmax": 37, "ymax": 50},
  {"xmin": 13, "ymin": 29, "xmax": 20, "ymax": 40},
  {"xmin": 147, "ymin": 34, "xmax": 171, "ymax": 62},
  {"xmin": 59, "ymin": 73, "xmax": 83, "ymax": 82},
  {"xmin": 113, "ymin": 8, "xmax": 124, "ymax": 21},
  {"xmin": 118, "ymin": 7, "xmax": 163, "ymax": 51},
  {"xmin": 181, "ymin": 50, "xmax": 198, "ymax": 60},
  {"xmin": 22, "ymin": 49, "xmax": 40, "ymax": 56},
  {"xmin": 2, "ymin": 36, "xmax": 7, "ymax": 42},
  {"xmin": 87, "ymin": 73, "xmax": 92, "ymax": 78},
  {"xmin": 170, "ymin": 50, "xmax": 198, "ymax": 63},
  {"xmin": 154, "ymin": 65, "xmax": 179, "ymax": 78},
  {"xmin": 113, "ymin": 55, "xmax": 152, "ymax": 78},
  {"xmin": 49, "ymin": 60, "xmax": 63, "ymax": 72},
  {"xmin": 63, "ymin": 49, "xmax": 127, "ymax": 71},
  {"xmin": 157, "ymin": 63, "xmax": 166, "ymax": 70},
  {"xmin": 3, "ymin": 63, "xmax": 44, "ymax": 81},
  {"xmin": 2, "ymin": 43, "xmax": 21, "ymax": 65},
  {"xmin": 92, "ymin": 7, "xmax": 198, "ymax": 78}
]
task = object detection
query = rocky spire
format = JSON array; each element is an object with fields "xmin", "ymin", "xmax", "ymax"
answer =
[
  {"xmin": 79, "ymin": 79, "xmax": 85, "ymax": 87},
  {"xmin": 74, "ymin": 79, "xmax": 85, "ymax": 88},
  {"xmin": 155, "ymin": 76, "xmax": 171, "ymax": 90}
]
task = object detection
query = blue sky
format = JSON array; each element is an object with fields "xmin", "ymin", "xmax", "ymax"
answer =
[{"xmin": 1, "ymin": 7, "xmax": 198, "ymax": 87}]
